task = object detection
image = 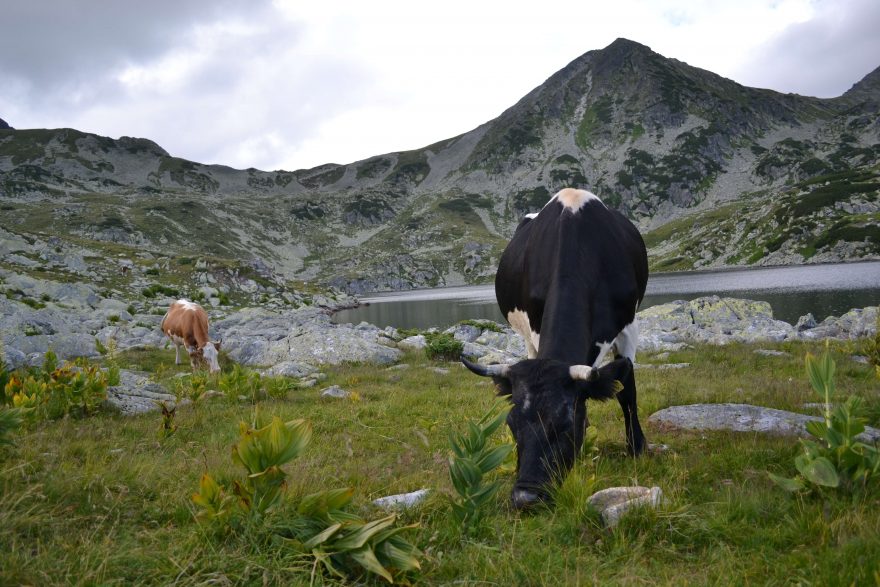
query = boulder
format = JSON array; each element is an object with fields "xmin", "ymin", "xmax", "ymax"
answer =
[
  {"xmin": 320, "ymin": 385, "xmax": 350, "ymax": 399},
  {"xmin": 649, "ymin": 403, "xmax": 880, "ymax": 443},
  {"xmin": 106, "ymin": 370, "xmax": 177, "ymax": 415}
]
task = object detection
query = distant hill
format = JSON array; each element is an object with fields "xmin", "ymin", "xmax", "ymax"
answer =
[{"xmin": 1, "ymin": 38, "xmax": 878, "ymax": 293}]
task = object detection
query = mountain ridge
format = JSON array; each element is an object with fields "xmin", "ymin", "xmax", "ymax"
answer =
[{"xmin": 1, "ymin": 38, "xmax": 878, "ymax": 294}]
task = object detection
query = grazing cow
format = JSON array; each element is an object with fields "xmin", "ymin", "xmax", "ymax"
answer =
[
  {"xmin": 462, "ymin": 188, "xmax": 648, "ymax": 509},
  {"xmin": 160, "ymin": 299, "xmax": 221, "ymax": 374}
]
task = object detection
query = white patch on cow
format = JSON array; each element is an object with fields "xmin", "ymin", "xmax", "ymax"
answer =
[
  {"xmin": 612, "ymin": 320, "xmax": 639, "ymax": 362},
  {"xmin": 202, "ymin": 341, "xmax": 220, "ymax": 373},
  {"xmin": 522, "ymin": 392, "xmax": 532, "ymax": 411},
  {"xmin": 592, "ymin": 341, "xmax": 614, "ymax": 368},
  {"xmin": 524, "ymin": 212, "xmax": 538, "ymax": 219},
  {"xmin": 169, "ymin": 334, "xmax": 188, "ymax": 364},
  {"xmin": 507, "ymin": 308, "xmax": 539, "ymax": 359},
  {"xmin": 593, "ymin": 319, "xmax": 639, "ymax": 367},
  {"xmin": 551, "ymin": 188, "xmax": 601, "ymax": 214},
  {"xmin": 176, "ymin": 299, "xmax": 200, "ymax": 312}
]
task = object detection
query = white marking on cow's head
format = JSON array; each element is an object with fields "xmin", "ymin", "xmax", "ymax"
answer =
[
  {"xmin": 202, "ymin": 341, "xmax": 220, "ymax": 373},
  {"xmin": 553, "ymin": 188, "xmax": 601, "ymax": 213}
]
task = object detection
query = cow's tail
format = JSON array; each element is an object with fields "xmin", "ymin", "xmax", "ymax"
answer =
[{"xmin": 583, "ymin": 357, "xmax": 632, "ymax": 401}]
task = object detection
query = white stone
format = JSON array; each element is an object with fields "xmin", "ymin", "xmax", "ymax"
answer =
[
  {"xmin": 588, "ymin": 486, "xmax": 663, "ymax": 527},
  {"xmin": 372, "ymin": 489, "xmax": 430, "ymax": 510}
]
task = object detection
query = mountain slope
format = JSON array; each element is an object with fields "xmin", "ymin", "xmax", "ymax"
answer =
[{"xmin": 1, "ymin": 39, "xmax": 878, "ymax": 293}]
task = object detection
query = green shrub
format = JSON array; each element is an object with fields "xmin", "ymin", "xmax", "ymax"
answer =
[
  {"xmin": 142, "ymin": 284, "xmax": 179, "ymax": 299},
  {"xmin": 425, "ymin": 333, "xmax": 463, "ymax": 361},
  {"xmin": 448, "ymin": 402, "xmax": 514, "ymax": 535},
  {"xmin": 458, "ymin": 319, "xmax": 504, "ymax": 333},
  {"xmin": 3, "ymin": 351, "xmax": 108, "ymax": 422},
  {"xmin": 0, "ymin": 407, "xmax": 22, "ymax": 450},
  {"xmin": 861, "ymin": 314, "xmax": 880, "ymax": 379},
  {"xmin": 769, "ymin": 349, "xmax": 880, "ymax": 492},
  {"xmin": 192, "ymin": 413, "xmax": 422, "ymax": 583}
]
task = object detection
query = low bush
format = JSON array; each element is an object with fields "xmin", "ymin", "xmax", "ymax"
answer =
[
  {"xmin": 769, "ymin": 348, "xmax": 880, "ymax": 492},
  {"xmin": 2, "ymin": 351, "xmax": 108, "ymax": 422},
  {"xmin": 192, "ymin": 412, "xmax": 422, "ymax": 584},
  {"xmin": 425, "ymin": 332, "xmax": 463, "ymax": 361}
]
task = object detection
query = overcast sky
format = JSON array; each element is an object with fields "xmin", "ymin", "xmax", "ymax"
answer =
[{"xmin": 1, "ymin": 0, "xmax": 878, "ymax": 172}]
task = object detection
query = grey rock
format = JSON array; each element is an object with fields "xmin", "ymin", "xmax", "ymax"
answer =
[
  {"xmin": 398, "ymin": 335, "xmax": 427, "ymax": 350},
  {"xmin": 753, "ymin": 349, "xmax": 790, "ymax": 356},
  {"xmin": 588, "ymin": 486, "xmax": 663, "ymax": 527},
  {"xmin": 447, "ymin": 324, "xmax": 482, "ymax": 343},
  {"xmin": 265, "ymin": 361, "xmax": 317, "ymax": 377},
  {"xmin": 634, "ymin": 362, "xmax": 690, "ymax": 370},
  {"xmin": 106, "ymin": 369, "xmax": 177, "ymax": 415},
  {"xmin": 795, "ymin": 313, "xmax": 817, "ymax": 331},
  {"xmin": 372, "ymin": 489, "xmax": 430, "ymax": 510},
  {"xmin": 649, "ymin": 403, "xmax": 880, "ymax": 443},
  {"xmin": 321, "ymin": 385, "xmax": 350, "ymax": 399}
]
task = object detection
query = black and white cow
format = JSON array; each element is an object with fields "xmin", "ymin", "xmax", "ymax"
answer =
[{"xmin": 462, "ymin": 187, "xmax": 649, "ymax": 509}]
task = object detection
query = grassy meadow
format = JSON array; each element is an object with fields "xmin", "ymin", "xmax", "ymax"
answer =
[{"xmin": 2, "ymin": 340, "xmax": 880, "ymax": 585}]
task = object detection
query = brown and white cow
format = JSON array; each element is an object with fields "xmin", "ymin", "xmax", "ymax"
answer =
[{"xmin": 160, "ymin": 299, "xmax": 221, "ymax": 373}]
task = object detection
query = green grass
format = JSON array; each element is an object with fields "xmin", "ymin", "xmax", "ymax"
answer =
[{"xmin": 2, "ymin": 342, "xmax": 880, "ymax": 584}]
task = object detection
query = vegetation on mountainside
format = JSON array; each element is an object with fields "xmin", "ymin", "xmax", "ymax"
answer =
[
  {"xmin": 1, "ymin": 341, "xmax": 879, "ymax": 584},
  {"xmin": 644, "ymin": 167, "xmax": 880, "ymax": 271}
]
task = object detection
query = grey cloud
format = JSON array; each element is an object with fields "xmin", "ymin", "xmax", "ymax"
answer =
[
  {"xmin": 0, "ymin": 0, "xmax": 271, "ymax": 91},
  {"xmin": 736, "ymin": 0, "xmax": 880, "ymax": 98}
]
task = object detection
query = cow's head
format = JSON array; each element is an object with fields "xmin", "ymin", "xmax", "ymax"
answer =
[
  {"xmin": 462, "ymin": 356, "xmax": 631, "ymax": 510},
  {"xmin": 188, "ymin": 340, "xmax": 221, "ymax": 374}
]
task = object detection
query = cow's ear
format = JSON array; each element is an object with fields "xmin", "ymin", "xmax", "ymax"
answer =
[
  {"xmin": 493, "ymin": 377, "xmax": 513, "ymax": 397},
  {"xmin": 576, "ymin": 357, "xmax": 631, "ymax": 400}
]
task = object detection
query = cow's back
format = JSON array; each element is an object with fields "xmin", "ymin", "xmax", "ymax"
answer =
[
  {"xmin": 496, "ymin": 191, "xmax": 647, "ymax": 364},
  {"xmin": 162, "ymin": 300, "xmax": 209, "ymax": 349}
]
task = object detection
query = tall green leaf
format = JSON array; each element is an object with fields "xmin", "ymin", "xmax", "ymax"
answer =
[{"xmin": 795, "ymin": 455, "xmax": 840, "ymax": 488}]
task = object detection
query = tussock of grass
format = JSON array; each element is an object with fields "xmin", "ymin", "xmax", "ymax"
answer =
[{"xmin": 1, "ymin": 342, "xmax": 879, "ymax": 584}]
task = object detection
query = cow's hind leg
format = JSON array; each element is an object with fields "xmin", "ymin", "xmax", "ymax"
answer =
[
  {"xmin": 175, "ymin": 343, "xmax": 182, "ymax": 365},
  {"xmin": 613, "ymin": 321, "xmax": 645, "ymax": 456},
  {"xmin": 616, "ymin": 362, "xmax": 646, "ymax": 456}
]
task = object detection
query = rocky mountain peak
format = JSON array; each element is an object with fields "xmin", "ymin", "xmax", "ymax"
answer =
[
  {"xmin": 842, "ymin": 65, "xmax": 880, "ymax": 100},
  {"xmin": 0, "ymin": 117, "xmax": 12, "ymax": 130}
]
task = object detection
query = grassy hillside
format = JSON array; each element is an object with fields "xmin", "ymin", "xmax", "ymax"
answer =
[{"xmin": 2, "ymin": 341, "xmax": 879, "ymax": 584}]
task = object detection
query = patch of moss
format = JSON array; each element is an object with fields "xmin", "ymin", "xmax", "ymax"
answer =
[
  {"xmin": 511, "ymin": 187, "xmax": 550, "ymax": 216},
  {"xmin": 356, "ymin": 158, "xmax": 392, "ymax": 180},
  {"xmin": 575, "ymin": 95, "xmax": 613, "ymax": 150}
]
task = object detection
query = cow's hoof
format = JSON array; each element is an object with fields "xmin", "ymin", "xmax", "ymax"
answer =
[{"xmin": 511, "ymin": 488, "xmax": 542, "ymax": 510}]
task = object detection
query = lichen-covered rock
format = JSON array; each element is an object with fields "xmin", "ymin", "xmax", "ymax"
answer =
[
  {"xmin": 106, "ymin": 369, "xmax": 177, "ymax": 415},
  {"xmin": 638, "ymin": 296, "xmax": 800, "ymax": 351},
  {"xmin": 648, "ymin": 403, "xmax": 880, "ymax": 443}
]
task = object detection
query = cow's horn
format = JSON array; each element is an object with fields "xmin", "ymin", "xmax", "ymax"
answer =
[
  {"xmin": 569, "ymin": 364, "xmax": 598, "ymax": 381},
  {"xmin": 461, "ymin": 356, "xmax": 509, "ymax": 378}
]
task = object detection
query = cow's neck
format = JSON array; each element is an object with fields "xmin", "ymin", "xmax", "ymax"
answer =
[{"xmin": 536, "ymin": 275, "xmax": 594, "ymax": 365}]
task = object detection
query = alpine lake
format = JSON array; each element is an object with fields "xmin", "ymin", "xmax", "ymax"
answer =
[{"xmin": 333, "ymin": 261, "xmax": 880, "ymax": 330}]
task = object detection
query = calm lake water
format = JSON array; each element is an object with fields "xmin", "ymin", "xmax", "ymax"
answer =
[{"xmin": 333, "ymin": 262, "xmax": 880, "ymax": 330}]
